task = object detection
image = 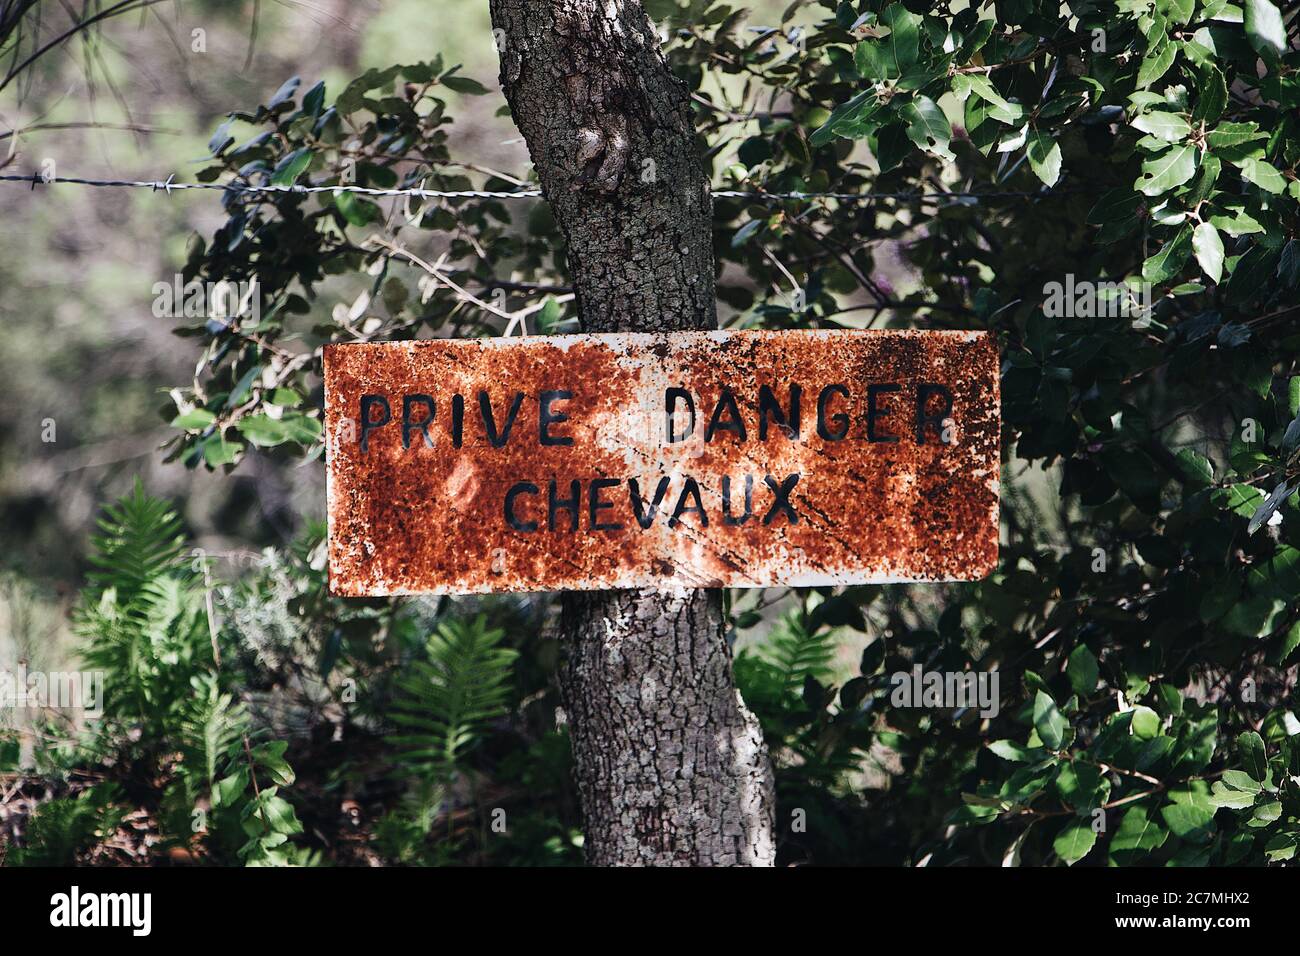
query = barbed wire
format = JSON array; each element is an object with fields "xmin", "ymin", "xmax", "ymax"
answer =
[{"xmin": 0, "ymin": 172, "xmax": 1066, "ymax": 204}]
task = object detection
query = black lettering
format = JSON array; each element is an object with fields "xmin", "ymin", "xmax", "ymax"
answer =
[
  {"xmin": 705, "ymin": 388, "xmax": 747, "ymax": 443},
  {"xmin": 762, "ymin": 473, "xmax": 800, "ymax": 525},
  {"xmin": 504, "ymin": 482, "xmax": 539, "ymax": 532},
  {"xmin": 480, "ymin": 391, "xmax": 525, "ymax": 447},
  {"xmin": 401, "ymin": 394, "xmax": 435, "ymax": 450},
  {"xmin": 867, "ymin": 384, "xmax": 901, "ymax": 443},
  {"xmin": 629, "ymin": 476, "xmax": 672, "ymax": 529},
  {"xmin": 758, "ymin": 384, "xmax": 801, "ymax": 440},
  {"xmin": 817, "ymin": 384, "xmax": 850, "ymax": 441},
  {"xmin": 722, "ymin": 475, "xmax": 753, "ymax": 526},
  {"xmin": 451, "ymin": 393, "xmax": 465, "ymax": 448},
  {"xmin": 665, "ymin": 388, "xmax": 695, "ymax": 443},
  {"xmin": 539, "ymin": 390, "xmax": 573, "ymax": 446},
  {"xmin": 669, "ymin": 477, "xmax": 708, "ymax": 528},
  {"xmin": 589, "ymin": 478, "xmax": 624, "ymax": 531},
  {"xmin": 359, "ymin": 395, "xmax": 391, "ymax": 452},
  {"xmin": 916, "ymin": 383, "xmax": 954, "ymax": 445},
  {"xmin": 548, "ymin": 479, "xmax": 581, "ymax": 532}
]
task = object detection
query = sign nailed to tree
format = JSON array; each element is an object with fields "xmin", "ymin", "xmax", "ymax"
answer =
[{"xmin": 323, "ymin": 329, "xmax": 1000, "ymax": 595}]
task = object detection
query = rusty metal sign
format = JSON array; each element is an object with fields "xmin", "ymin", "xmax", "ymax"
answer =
[{"xmin": 323, "ymin": 329, "xmax": 1000, "ymax": 595}]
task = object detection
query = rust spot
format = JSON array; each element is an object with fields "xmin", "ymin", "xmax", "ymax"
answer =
[{"xmin": 323, "ymin": 330, "xmax": 1000, "ymax": 595}]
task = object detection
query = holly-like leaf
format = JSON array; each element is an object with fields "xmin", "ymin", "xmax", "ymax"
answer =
[
  {"xmin": 271, "ymin": 148, "xmax": 312, "ymax": 187},
  {"xmin": 1238, "ymin": 730, "xmax": 1268, "ymax": 781},
  {"xmin": 1054, "ymin": 821, "xmax": 1097, "ymax": 865},
  {"xmin": 1132, "ymin": 111, "xmax": 1190, "ymax": 142},
  {"xmin": 1244, "ymin": 0, "xmax": 1287, "ymax": 60},
  {"xmin": 901, "ymin": 96, "xmax": 953, "ymax": 160},
  {"xmin": 1136, "ymin": 144, "xmax": 1197, "ymax": 196},
  {"xmin": 1192, "ymin": 221, "xmax": 1224, "ymax": 282},
  {"xmin": 1066, "ymin": 645, "xmax": 1099, "ymax": 697},
  {"xmin": 1026, "ymin": 131, "xmax": 1062, "ymax": 187},
  {"xmin": 1033, "ymin": 690, "xmax": 1067, "ymax": 750}
]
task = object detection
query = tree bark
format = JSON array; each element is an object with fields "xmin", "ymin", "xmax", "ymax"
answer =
[{"xmin": 489, "ymin": 0, "xmax": 775, "ymax": 866}]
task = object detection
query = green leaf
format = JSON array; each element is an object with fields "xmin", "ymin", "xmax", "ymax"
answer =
[
  {"xmin": 271, "ymin": 148, "xmax": 312, "ymax": 187},
  {"xmin": 251, "ymin": 740, "xmax": 296, "ymax": 787},
  {"xmin": 1207, "ymin": 121, "xmax": 1265, "ymax": 149},
  {"xmin": 1264, "ymin": 831, "xmax": 1300, "ymax": 861},
  {"xmin": 269, "ymin": 388, "xmax": 302, "ymax": 408},
  {"xmin": 1132, "ymin": 111, "xmax": 1191, "ymax": 142},
  {"xmin": 213, "ymin": 769, "xmax": 249, "ymax": 810},
  {"xmin": 1238, "ymin": 730, "xmax": 1268, "ymax": 781},
  {"xmin": 440, "ymin": 74, "xmax": 488, "ymax": 95},
  {"xmin": 1033, "ymin": 690, "xmax": 1067, "ymax": 750},
  {"xmin": 1054, "ymin": 821, "xmax": 1097, "ymax": 865},
  {"xmin": 172, "ymin": 409, "xmax": 216, "ymax": 430},
  {"xmin": 201, "ymin": 434, "xmax": 240, "ymax": 467},
  {"xmin": 881, "ymin": 3, "xmax": 920, "ymax": 75},
  {"xmin": 1237, "ymin": 157, "xmax": 1286, "ymax": 193},
  {"xmin": 535, "ymin": 296, "xmax": 563, "ymax": 333},
  {"xmin": 1161, "ymin": 786, "xmax": 1217, "ymax": 843},
  {"xmin": 1192, "ymin": 221, "xmax": 1225, "ymax": 282},
  {"xmin": 335, "ymin": 190, "xmax": 380, "ymax": 226},
  {"xmin": 1026, "ymin": 131, "xmax": 1062, "ymax": 187},
  {"xmin": 1142, "ymin": 224, "xmax": 1193, "ymax": 284},
  {"xmin": 1277, "ymin": 620, "xmax": 1300, "ymax": 664},
  {"xmin": 962, "ymin": 74, "xmax": 1024, "ymax": 123},
  {"xmin": 278, "ymin": 414, "xmax": 323, "ymax": 445},
  {"xmin": 1136, "ymin": 144, "xmax": 1197, "ymax": 196},
  {"xmin": 301, "ymin": 80, "xmax": 326, "ymax": 116},
  {"xmin": 1176, "ymin": 448, "xmax": 1214, "ymax": 488},
  {"xmin": 1137, "ymin": 39, "xmax": 1176, "ymax": 88},
  {"xmin": 1210, "ymin": 780, "xmax": 1259, "ymax": 808},
  {"xmin": 1193, "ymin": 67, "xmax": 1228, "ymax": 124},
  {"xmin": 1244, "ymin": 0, "xmax": 1286, "ymax": 60},
  {"xmin": 266, "ymin": 75, "xmax": 301, "ymax": 111},
  {"xmin": 1161, "ymin": 0, "xmax": 1196, "ymax": 25},
  {"xmin": 852, "ymin": 5, "xmax": 920, "ymax": 79},
  {"xmin": 808, "ymin": 90, "xmax": 879, "ymax": 147},
  {"xmin": 1066, "ymin": 645, "xmax": 1099, "ymax": 697},
  {"xmin": 1110, "ymin": 804, "xmax": 1169, "ymax": 861},
  {"xmin": 901, "ymin": 96, "xmax": 953, "ymax": 159},
  {"xmin": 1131, "ymin": 705, "xmax": 1161, "ymax": 739},
  {"xmin": 988, "ymin": 739, "xmax": 1042, "ymax": 762},
  {"xmin": 1056, "ymin": 761, "xmax": 1110, "ymax": 811},
  {"xmin": 1223, "ymin": 769, "xmax": 1263, "ymax": 792}
]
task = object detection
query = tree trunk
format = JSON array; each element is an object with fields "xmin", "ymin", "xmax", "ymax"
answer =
[{"xmin": 489, "ymin": 0, "xmax": 775, "ymax": 866}]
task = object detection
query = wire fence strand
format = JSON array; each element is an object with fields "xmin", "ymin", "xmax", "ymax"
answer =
[{"xmin": 0, "ymin": 172, "xmax": 1067, "ymax": 204}]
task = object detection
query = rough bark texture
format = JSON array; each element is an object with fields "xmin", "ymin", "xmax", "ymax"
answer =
[{"xmin": 489, "ymin": 0, "xmax": 775, "ymax": 866}]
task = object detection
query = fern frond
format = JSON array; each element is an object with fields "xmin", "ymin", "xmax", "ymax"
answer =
[
  {"xmin": 87, "ymin": 478, "xmax": 187, "ymax": 603},
  {"xmin": 762, "ymin": 610, "xmax": 837, "ymax": 695},
  {"xmin": 179, "ymin": 673, "xmax": 248, "ymax": 790},
  {"xmin": 76, "ymin": 481, "xmax": 210, "ymax": 731},
  {"xmin": 390, "ymin": 615, "xmax": 518, "ymax": 784},
  {"xmin": 8, "ymin": 784, "xmax": 124, "ymax": 866}
]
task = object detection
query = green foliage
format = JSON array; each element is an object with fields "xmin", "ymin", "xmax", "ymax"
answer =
[
  {"xmin": 7, "ymin": 785, "xmax": 124, "ymax": 866},
  {"xmin": 78, "ymin": 478, "xmax": 210, "ymax": 738},
  {"xmin": 377, "ymin": 615, "xmax": 519, "ymax": 862},
  {"xmin": 391, "ymin": 615, "xmax": 518, "ymax": 781},
  {"xmin": 9, "ymin": 484, "xmax": 306, "ymax": 867},
  {"xmin": 160, "ymin": 0, "xmax": 1300, "ymax": 864}
]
